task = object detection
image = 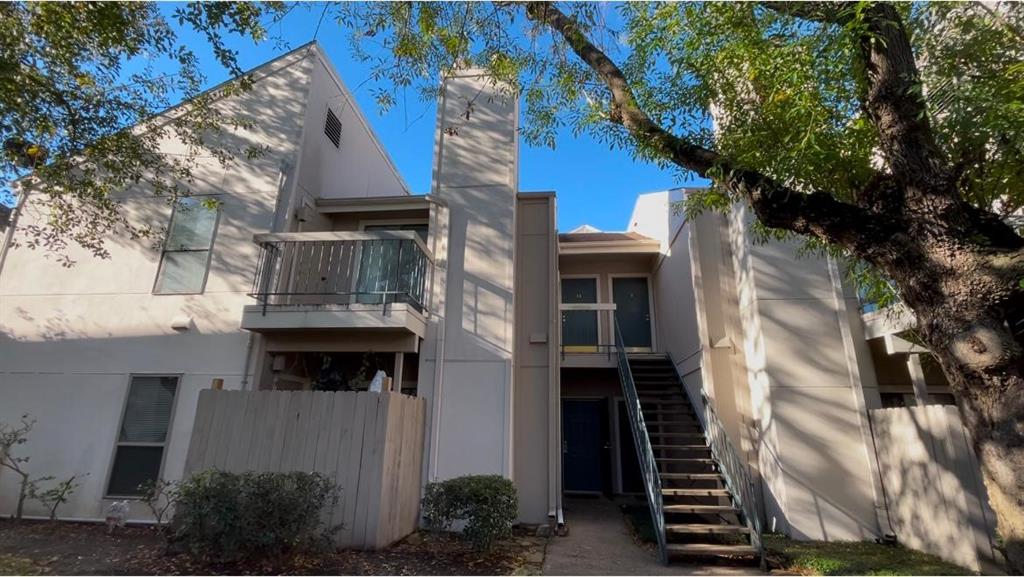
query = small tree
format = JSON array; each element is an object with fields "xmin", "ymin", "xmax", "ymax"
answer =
[
  {"xmin": 138, "ymin": 478, "xmax": 180, "ymax": 532},
  {"xmin": 28, "ymin": 475, "xmax": 82, "ymax": 521},
  {"xmin": 0, "ymin": 415, "xmax": 36, "ymax": 519}
]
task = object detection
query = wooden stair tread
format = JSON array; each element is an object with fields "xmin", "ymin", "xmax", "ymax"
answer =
[
  {"xmin": 657, "ymin": 457, "xmax": 716, "ymax": 463},
  {"xmin": 645, "ymin": 420, "xmax": 700, "ymax": 426},
  {"xmin": 650, "ymin": 444, "xmax": 708, "ymax": 450},
  {"xmin": 663, "ymin": 504, "xmax": 739, "ymax": 513},
  {"xmin": 660, "ymin": 472, "xmax": 722, "ymax": 480},
  {"xmin": 665, "ymin": 523, "xmax": 751, "ymax": 534},
  {"xmin": 666, "ymin": 543, "xmax": 758, "ymax": 556},
  {"xmin": 648, "ymin": 432, "xmax": 706, "ymax": 438},
  {"xmin": 663, "ymin": 488, "xmax": 731, "ymax": 496}
]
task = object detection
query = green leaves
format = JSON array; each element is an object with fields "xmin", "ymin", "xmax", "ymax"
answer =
[
  {"xmin": 423, "ymin": 475, "xmax": 518, "ymax": 552},
  {"xmin": 0, "ymin": 1, "xmax": 283, "ymax": 259}
]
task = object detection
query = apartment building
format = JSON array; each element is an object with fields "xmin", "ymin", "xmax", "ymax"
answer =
[{"xmin": 0, "ymin": 43, "xmax": 999, "ymax": 570}]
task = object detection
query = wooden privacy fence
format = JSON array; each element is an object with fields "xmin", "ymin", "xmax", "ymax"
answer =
[
  {"xmin": 184, "ymin": 390, "xmax": 426, "ymax": 550},
  {"xmin": 870, "ymin": 405, "xmax": 1002, "ymax": 573}
]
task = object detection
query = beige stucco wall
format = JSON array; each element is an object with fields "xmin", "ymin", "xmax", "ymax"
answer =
[
  {"xmin": 295, "ymin": 49, "xmax": 409, "ymax": 203},
  {"xmin": 513, "ymin": 193, "xmax": 557, "ymax": 523},
  {"xmin": 727, "ymin": 203, "xmax": 882, "ymax": 540},
  {"xmin": 417, "ymin": 70, "xmax": 519, "ymax": 486},
  {"xmin": 0, "ymin": 48, "xmax": 313, "ymax": 520},
  {"xmin": 0, "ymin": 46, "xmax": 410, "ymax": 521}
]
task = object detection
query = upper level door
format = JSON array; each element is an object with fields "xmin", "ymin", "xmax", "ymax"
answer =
[
  {"xmin": 561, "ymin": 277, "xmax": 599, "ymax": 352},
  {"xmin": 613, "ymin": 277, "xmax": 652, "ymax": 350}
]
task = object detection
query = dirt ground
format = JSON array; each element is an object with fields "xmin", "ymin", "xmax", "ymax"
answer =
[{"xmin": 0, "ymin": 519, "xmax": 548, "ymax": 576}]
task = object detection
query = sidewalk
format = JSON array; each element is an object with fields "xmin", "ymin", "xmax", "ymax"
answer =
[{"xmin": 542, "ymin": 497, "xmax": 760, "ymax": 576}]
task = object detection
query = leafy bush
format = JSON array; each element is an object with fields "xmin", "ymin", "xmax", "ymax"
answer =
[
  {"xmin": 172, "ymin": 470, "xmax": 340, "ymax": 562},
  {"xmin": 28, "ymin": 474, "xmax": 83, "ymax": 520},
  {"xmin": 422, "ymin": 475, "xmax": 518, "ymax": 551},
  {"xmin": 138, "ymin": 478, "xmax": 180, "ymax": 532}
]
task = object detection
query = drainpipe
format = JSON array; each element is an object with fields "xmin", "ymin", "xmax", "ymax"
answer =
[{"xmin": 239, "ymin": 333, "xmax": 255, "ymax": 390}]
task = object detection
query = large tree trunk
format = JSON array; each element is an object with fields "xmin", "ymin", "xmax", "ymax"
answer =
[
  {"xmin": 524, "ymin": 3, "xmax": 1024, "ymax": 571},
  {"xmin": 895, "ymin": 246, "xmax": 1024, "ymax": 571}
]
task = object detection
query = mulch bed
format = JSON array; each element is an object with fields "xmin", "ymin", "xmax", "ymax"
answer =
[{"xmin": 0, "ymin": 519, "xmax": 547, "ymax": 576}]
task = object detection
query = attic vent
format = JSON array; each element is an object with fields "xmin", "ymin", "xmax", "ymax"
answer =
[{"xmin": 324, "ymin": 108, "xmax": 342, "ymax": 148}]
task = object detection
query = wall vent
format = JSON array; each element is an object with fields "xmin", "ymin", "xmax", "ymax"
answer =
[{"xmin": 324, "ymin": 108, "xmax": 342, "ymax": 148}]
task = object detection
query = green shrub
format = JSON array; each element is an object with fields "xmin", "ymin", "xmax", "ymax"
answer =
[
  {"xmin": 172, "ymin": 470, "xmax": 340, "ymax": 562},
  {"xmin": 422, "ymin": 474, "xmax": 518, "ymax": 551}
]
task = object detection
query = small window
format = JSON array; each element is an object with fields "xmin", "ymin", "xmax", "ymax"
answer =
[
  {"xmin": 107, "ymin": 375, "xmax": 179, "ymax": 497},
  {"xmin": 324, "ymin": 108, "xmax": 342, "ymax": 148},
  {"xmin": 154, "ymin": 197, "xmax": 220, "ymax": 294}
]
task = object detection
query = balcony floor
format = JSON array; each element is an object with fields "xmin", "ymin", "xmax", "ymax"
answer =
[{"xmin": 241, "ymin": 302, "xmax": 427, "ymax": 338}]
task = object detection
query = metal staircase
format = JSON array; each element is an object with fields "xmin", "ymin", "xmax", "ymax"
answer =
[{"xmin": 614, "ymin": 322, "xmax": 763, "ymax": 565}]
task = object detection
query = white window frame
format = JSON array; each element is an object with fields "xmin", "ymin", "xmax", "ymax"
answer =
[
  {"xmin": 104, "ymin": 373, "xmax": 182, "ymax": 499},
  {"xmin": 152, "ymin": 196, "xmax": 222, "ymax": 295}
]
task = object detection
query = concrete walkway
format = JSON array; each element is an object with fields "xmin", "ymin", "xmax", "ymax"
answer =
[{"xmin": 542, "ymin": 497, "xmax": 760, "ymax": 576}]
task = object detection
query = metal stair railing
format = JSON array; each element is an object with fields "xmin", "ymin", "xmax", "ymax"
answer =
[
  {"xmin": 613, "ymin": 315, "xmax": 668, "ymax": 565},
  {"xmin": 677, "ymin": 363, "xmax": 764, "ymax": 564}
]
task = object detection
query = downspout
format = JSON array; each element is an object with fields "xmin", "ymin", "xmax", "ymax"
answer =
[
  {"xmin": 239, "ymin": 333, "xmax": 255, "ymax": 390},
  {"xmin": 547, "ymin": 197, "xmax": 563, "ymax": 525}
]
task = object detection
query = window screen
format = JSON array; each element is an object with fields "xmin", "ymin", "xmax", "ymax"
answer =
[
  {"xmin": 107, "ymin": 376, "xmax": 179, "ymax": 497},
  {"xmin": 154, "ymin": 197, "xmax": 219, "ymax": 294}
]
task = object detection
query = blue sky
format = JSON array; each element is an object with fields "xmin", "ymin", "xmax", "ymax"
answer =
[
  {"xmin": 8, "ymin": 4, "xmax": 709, "ymax": 230},
  {"xmin": 190, "ymin": 4, "xmax": 711, "ymax": 232}
]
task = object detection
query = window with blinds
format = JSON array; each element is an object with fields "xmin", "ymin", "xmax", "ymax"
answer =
[
  {"xmin": 106, "ymin": 376, "xmax": 179, "ymax": 497},
  {"xmin": 153, "ymin": 197, "xmax": 220, "ymax": 294}
]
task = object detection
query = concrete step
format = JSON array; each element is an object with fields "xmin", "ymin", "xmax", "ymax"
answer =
[
  {"xmin": 666, "ymin": 543, "xmax": 758, "ymax": 556},
  {"xmin": 665, "ymin": 523, "xmax": 751, "ymax": 534}
]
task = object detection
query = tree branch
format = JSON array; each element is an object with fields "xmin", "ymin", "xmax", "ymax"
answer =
[{"xmin": 522, "ymin": 1, "xmax": 896, "ymax": 251}]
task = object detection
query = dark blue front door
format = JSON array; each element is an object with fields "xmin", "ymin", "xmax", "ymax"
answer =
[
  {"xmin": 562, "ymin": 399, "xmax": 606, "ymax": 493},
  {"xmin": 561, "ymin": 278, "xmax": 598, "ymax": 351},
  {"xmin": 613, "ymin": 277, "xmax": 652, "ymax": 350}
]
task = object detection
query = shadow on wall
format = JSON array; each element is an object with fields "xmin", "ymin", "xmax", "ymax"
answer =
[
  {"xmin": 716, "ymin": 214, "xmax": 880, "ymax": 542},
  {"xmin": 7, "ymin": 47, "xmax": 308, "ymax": 276},
  {"xmin": 870, "ymin": 405, "xmax": 1001, "ymax": 572},
  {"xmin": 442, "ymin": 190, "xmax": 514, "ymax": 360}
]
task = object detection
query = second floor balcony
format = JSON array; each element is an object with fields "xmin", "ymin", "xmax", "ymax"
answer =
[{"xmin": 240, "ymin": 231, "xmax": 433, "ymax": 336}]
